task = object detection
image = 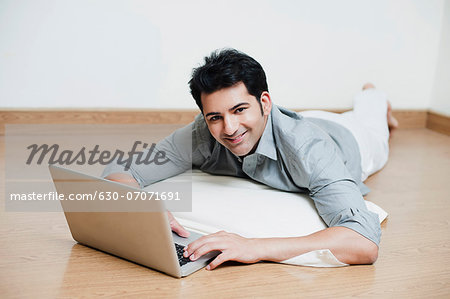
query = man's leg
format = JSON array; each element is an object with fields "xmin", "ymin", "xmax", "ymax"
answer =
[
  {"xmin": 362, "ymin": 83, "xmax": 398, "ymax": 132},
  {"xmin": 343, "ymin": 84, "xmax": 393, "ymax": 180},
  {"xmin": 299, "ymin": 84, "xmax": 395, "ymax": 181}
]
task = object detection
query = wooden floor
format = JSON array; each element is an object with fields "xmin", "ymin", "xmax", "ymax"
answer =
[{"xmin": 0, "ymin": 128, "xmax": 449, "ymax": 298}]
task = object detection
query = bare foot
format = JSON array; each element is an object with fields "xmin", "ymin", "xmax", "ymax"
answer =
[
  {"xmin": 362, "ymin": 82, "xmax": 399, "ymax": 135},
  {"xmin": 387, "ymin": 101, "xmax": 399, "ymax": 133}
]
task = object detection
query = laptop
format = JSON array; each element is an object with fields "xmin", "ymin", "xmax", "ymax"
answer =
[{"xmin": 49, "ymin": 164, "xmax": 218, "ymax": 278}]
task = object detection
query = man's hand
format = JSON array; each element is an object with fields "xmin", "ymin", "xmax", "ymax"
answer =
[
  {"xmin": 167, "ymin": 211, "xmax": 190, "ymax": 238},
  {"xmin": 182, "ymin": 227, "xmax": 378, "ymax": 270},
  {"xmin": 183, "ymin": 231, "xmax": 261, "ymax": 270},
  {"xmin": 105, "ymin": 173, "xmax": 140, "ymax": 188}
]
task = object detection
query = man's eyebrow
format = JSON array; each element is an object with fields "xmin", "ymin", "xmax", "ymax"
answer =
[
  {"xmin": 205, "ymin": 102, "xmax": 250, "ymax": 118},
  {"xmin": 230, "ymin": 102, "xmax": 250, "ymax": 111},
  {"xmin": 205, "ymin": 111, "xmax": 220, "ymax": 118}
]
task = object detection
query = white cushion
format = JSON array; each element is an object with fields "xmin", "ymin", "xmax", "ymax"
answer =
[{"xmin": 161, "ymin": 170, "xmax": 387, "ymax": 267}]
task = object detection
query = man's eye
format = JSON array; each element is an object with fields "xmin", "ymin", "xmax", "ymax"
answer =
[
  {"xmin": 209, "ymin": 116, "xmax": 221, "ymax": 121},
  {"xmin": 236, "ymin": 107, "xmax": 246, "ymax": 113}
]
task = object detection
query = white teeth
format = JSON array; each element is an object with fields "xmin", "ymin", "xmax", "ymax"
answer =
[
  {"xmin": 224, "ymin": 131, "xmax": 246, "ymax": 143},
  {"xmin": 228, "ymin": 132, "xmax": 245, "ymax": 141}
]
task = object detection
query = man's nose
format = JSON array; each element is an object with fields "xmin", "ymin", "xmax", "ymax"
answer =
[{"xmin": 223, "ymin": 115, "xmax": 238, "ymax": 136}]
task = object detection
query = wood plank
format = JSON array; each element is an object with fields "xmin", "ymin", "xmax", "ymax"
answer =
[
  {"xmin": 0, "ymin": 109, "xmax": 429, "ymax": 135},
  {"xmin": 427, "ymin": 111, "xmax": 450, "ymax": 136},
  {"xmin": 1, "ymin": 128, "xmax": 450, "ymax": 297},
  {"xmin": 0, "ymin": 110, "xmax": 198, "ymax": 135},
  {"xmin": 295, "ymin": 109, "xmax": 428, "ymax": 129},
  {"xmin": 391, "ymin": 110, "xmax": 427, "ymax": 129},
  {"xmin": 0, "ymin": 109, "xmax": 198, "ymax": 124}
]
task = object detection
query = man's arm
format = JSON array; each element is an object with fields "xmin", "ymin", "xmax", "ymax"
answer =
[
  {"xmin": 185, "ymin": 137, "xmax": 381, "ymax": 269},
  {"xmin": 184, "ymin": 226, "xmax": 378, "ymax": 270},
  {"xmin": 101, "ymin": 122, "xmax": 196, "ymax": 237},
  {"xmin": 102, "ymin": 122, "xmax": 194, "ymax": 188}
]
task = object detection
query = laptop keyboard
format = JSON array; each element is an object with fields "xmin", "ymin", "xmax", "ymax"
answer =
[{"xmin": 175, "ymin": 243, "xmax": 192, "ymax": 267}]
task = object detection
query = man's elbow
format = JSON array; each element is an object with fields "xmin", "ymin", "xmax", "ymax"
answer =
[
  {"xmin": 357, "ymin": 241, "xmax": 378, "ymax": 264},
  {"xmin": 364, "ymin": 243, "xmax": 379, "ymax": 264},
  {"xmin": 342, "ymin": 236, "xmax": 379, "ymax": 265}
]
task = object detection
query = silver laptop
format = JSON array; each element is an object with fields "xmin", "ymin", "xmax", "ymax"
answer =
[{"xmin": 49, "ymin": 165, "xmax": 218, "ymax": 278}]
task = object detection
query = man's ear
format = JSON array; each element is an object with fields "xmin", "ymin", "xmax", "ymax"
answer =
[{"xmin": 260, "ymin": 91, "xmax": 272, "ymax": 116}]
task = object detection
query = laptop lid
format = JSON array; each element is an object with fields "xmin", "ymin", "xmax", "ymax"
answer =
[{"xmin": 48, "ymin": 165, "xmax": 215, "ymax": 278}]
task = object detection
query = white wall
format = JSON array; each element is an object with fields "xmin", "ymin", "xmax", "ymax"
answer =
[
  {"xmin": 0, "ymin": 0, "xmax": 446, "ymax": 110},
  {"xmin": 430, "ymin": 0, "xmax": 450, "ymax": 116}
]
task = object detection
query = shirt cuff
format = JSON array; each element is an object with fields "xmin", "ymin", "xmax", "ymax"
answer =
[{"xmin": 329, "ymin": 207, "xmax": 381, "ymax": 246}]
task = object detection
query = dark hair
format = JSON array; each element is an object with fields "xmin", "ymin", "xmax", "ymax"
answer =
[{"xmin": 189, "ymin": 48, "xmax": 268, "ymax": 112}]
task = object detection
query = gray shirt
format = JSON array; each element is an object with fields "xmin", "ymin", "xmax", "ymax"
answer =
[{"xmin": 103, "ymin": 105, "xmax": 381, "ymax": 245}]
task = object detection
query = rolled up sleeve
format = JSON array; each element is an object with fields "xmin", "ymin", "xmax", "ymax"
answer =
[
  {"xmin": 311, "ymin": 180, "xmax": 381, "ymax": 245},
  {"xmin": 102, "ymin": 123, "xmax": 193, "ymax": 188},
  {"xmin": 294, "ymin": 137, "xmax": 381, "ymax": 245}
]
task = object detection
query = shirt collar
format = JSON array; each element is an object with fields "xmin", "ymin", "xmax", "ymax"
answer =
[{"xmin": 252, "ymin": 110, "xmax": 277, "ymax": 161}]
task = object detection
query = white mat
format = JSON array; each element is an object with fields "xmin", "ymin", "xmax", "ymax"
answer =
[{"xmin": 149, "ymin": 170, "xmax": 388, "ymax": 267}]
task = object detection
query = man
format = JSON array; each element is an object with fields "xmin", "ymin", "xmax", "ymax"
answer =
[{"xmin": 104, "ymin": 48, "xmax": 398, "ymax": 270}]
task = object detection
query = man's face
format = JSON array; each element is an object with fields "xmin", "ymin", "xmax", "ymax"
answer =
[{"xmin": 201, "ymin": 82, "xmax": 272, "ymax": 157}]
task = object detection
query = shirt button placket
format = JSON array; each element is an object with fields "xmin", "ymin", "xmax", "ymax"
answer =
[{"xmin": 243, "ymin": 155, "xmax": 257, "ymax": 177}]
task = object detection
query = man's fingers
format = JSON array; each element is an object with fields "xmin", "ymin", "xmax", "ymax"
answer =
[
  {"xmin": 188, "ymin": 242, "xmax": 224, "ymax": 261},
  {"xmin": 206, "ymin": 253, "xmax": 228, "ymax": 270},
  {"xmin": 167, "ymin": 212, "xmax": 190, "ymax": 237},
  {"xmin": 184, "ymin": 233, "xmax": 223, "ymax": 256},
  {"xmin": 170, "ymin": 219, "xmax": 190, "ymax": 237}
]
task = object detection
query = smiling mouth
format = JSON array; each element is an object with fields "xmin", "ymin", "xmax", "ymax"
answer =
[{"xmin": 225, "ymin": 131, "xmax": 247, "ymax": 144}]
